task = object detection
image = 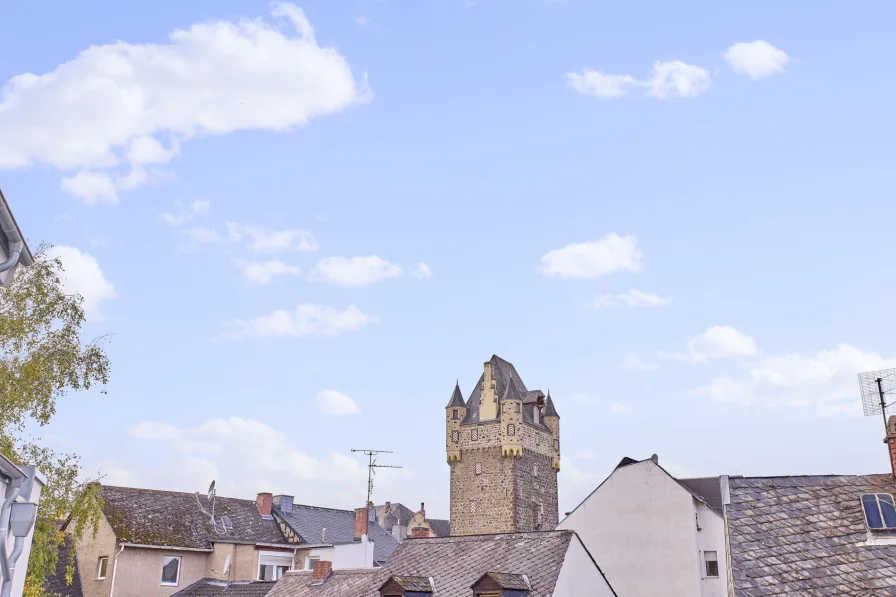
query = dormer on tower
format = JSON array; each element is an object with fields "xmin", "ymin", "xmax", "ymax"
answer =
[
  {"xmin": 544, "ymin": 391, "xmax": 561, "ymax": 471},
  {"xmin": 500, "ymin": 379, "xmax": 524, "ymax": 457},
  {"xmin": 445, "ymin": 382, "xmax": 466, "ymax": 463},
  {"xmin": 479, "ymin": 359, "xmax": 500, "ymax": 421}
]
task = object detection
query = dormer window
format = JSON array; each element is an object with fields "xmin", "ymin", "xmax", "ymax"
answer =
[
  {"xmin": 379, "ymin": 575, "xmax": 433, "ymax": 596},
  {"xmin": 471, "ymin": 572, "xmax": 531, "ymax": 596},
  {"xmin": 862, "ymin": 493, "xmax": 896, "ymax": 530}
]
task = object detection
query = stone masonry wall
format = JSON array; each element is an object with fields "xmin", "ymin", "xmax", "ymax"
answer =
[
  {"xmin": 450, "ymin": 444, "xmax": 515, "ymax": 535},
  {"xmin": 513, "ymin": 450, "xmax": 559, "ymax": 531}
]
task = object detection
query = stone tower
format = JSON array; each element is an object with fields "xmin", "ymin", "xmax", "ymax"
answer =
[{"xmin": 445, "ymin": 355, "xmax": 560, "ymax": 536}]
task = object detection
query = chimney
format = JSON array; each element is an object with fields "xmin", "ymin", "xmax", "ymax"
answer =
[
  {"xmin": 886, "ymin": 416, "xmax": 896, "ymax": 478},
  {"xmin": 411, "ymin": 526, "xmax": 429, "ymax": 539},
  {"xmin": 419, "ymin": 502, "xmax": 425, "ymax": 518},
  {"xmin": 311, "ymin": 560, "xmax": 332, "ymax": 583},
  {"xmin": 256, "ymin": 493, "xmax": 273, "ymax": 518},
  {"xmin": 272, "ymin": 494, "xmax": 293, "ymax": 515},
  {"xmin": 384, "ymin": 501, "xmax": 391, "ymax": 512},
  {"xmin": 354, "ymin": 507, "xmax": 369, "ymax": 541},
  {"xmin": 321, "ymin": 527, "xmax": 327, "ymax": 543}
]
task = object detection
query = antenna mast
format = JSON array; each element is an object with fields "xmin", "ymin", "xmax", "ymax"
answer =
[
  {"xmin": 858, "ymin": 368, "xmax": 896, "ymax": 433},
  {"xmin": 351, "ymin": 449, "xmax": 402, "ymax": 506}
]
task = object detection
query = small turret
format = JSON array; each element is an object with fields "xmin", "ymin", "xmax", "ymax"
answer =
[
  {"xmin": 446, "ymin": 381, "xmax": 466, "ymax": 462},
  {"xmin": 500, "ymin": 378, "xmax": 524, "ymax": 457},
  {"xmin": 544, "ymin": 392, "xmax": 560, "ymax": 470}
]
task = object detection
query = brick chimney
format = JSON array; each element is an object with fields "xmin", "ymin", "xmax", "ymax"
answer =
[
  {"xmin": 354, "ymin": 506, "xmax": 369, "ymax": 541},
  {"xmin": 256, "ymin": 493, "xmax": 273, "ymax": 518},
  {"xmin": 311, "ymin": 560, "xmax": 332, "ymax": 582},
  {"xmin": 886, "ymin": 416, "xmax": 896, "ymax": 478}
]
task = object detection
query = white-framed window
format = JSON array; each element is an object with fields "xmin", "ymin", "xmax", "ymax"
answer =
[
  {"xmin": 258, "ymin": 551, "xmax": 293, "ymax": 580},
  {"xmin": 704, "ymin": 551, "xmax": 719, "ymax": 578},
  {"xmin": 96, "ymin": 556, "xmax": 108, "ymax": 580},
  {"xmin": 306, "ymin": 556, "xmax": 320, "ymax": 571},
  {"xmin": 161, "ymin": 556, "xmax": 181, "ymax": 586},
  {"xmin": 475, "ymin": 462, "xmax": 482, "ymax": 476}
]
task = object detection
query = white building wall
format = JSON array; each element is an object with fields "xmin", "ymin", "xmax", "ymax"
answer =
[
  {"xmin": 304, "ymin": 535, "xmax": 374, "ymax": 570},
  {"xmin": 558, "ymin": 459, "xmax": 722, "ymax": 597},
  {"xmin": 552, "ymin": 535, "xmax": 616, "ymax": 597},
  {"xmin": 696, "ymin": 501, "xmax": 729, "ymax": 597}
]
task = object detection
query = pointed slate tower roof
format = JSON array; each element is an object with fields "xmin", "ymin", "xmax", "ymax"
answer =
[
  {"xmin": 502, "ymin": 376, "xmax": 522, "ymax": 400},
  {"xmin": 446, "ymin": 381, "xmax": 466, "ymax": 408},
  {"xmin": 543, "ymin": 392, "xmax": 560, "ymax": 418}
]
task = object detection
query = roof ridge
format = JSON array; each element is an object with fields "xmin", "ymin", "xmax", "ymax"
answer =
[{"xmin": 406, "ymin": 529, "xmax": 572, "ymax": 542}]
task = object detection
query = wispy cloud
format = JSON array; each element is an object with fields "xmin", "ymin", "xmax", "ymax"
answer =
[
  {"xmin": 310, "ymin": 256, "xmax": 433, "ymax": 287},
  {"xmin": 670, "ymin": 325, "xmax": 759, "ymax": 363},
  {"xmin": 540, "ymin": 234, "xmax": 642, "ymax": 279},
  {"xmin": 316, "ymin": 390, "xmax": 361, "ymax": 415},
  {"xmin": 590, "ymin": 289, "xmax": 673, "ymax": 309},
  {"xmin": 567, "ymin": 60, "xmax": 710, "ymax": 100},
  {"xmin": 724, "ymin": 41, "xmax": 790, "ymax": 80},
  {"xmin": 620, "ymin": 352, "xmax": 659, "ymax": 372},
  {"xmin": 236, "ymin": 260, "xmax": 302, "ymax": 285},
  {"xmin": 229, "ymin": 304, "xmax": 373, "ymax": 339}
]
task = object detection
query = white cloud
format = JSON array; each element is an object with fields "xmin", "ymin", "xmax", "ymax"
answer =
[
  {"xmin": 224, "ymin": 223, "xmax": 319, "ymax": 254},
  {"xmin": 694, "ymin": 344, "xmax": 895, "ymax": 417},
  {"xmin": 540, "ymin": 233, "xmax": 642, "ymax": 279},
  {"xmin": 0, "ymin": 3, "xmax": 368, "ymax": 202},
  {"xmin": 230, "ymin": 304, "xmax": 372, "ymax": 339},
  {"xmin": 567, "ymin": 60, "xmax": 710, "ymax": 101},
  {"xmin": 237, "ymin": 260, "xmax": 302, "ymax": 285},
  {"xmin": 565, "ymin": 70, "xmax": 637, "ymax": 99},
  {"xmin": 590, "ymin": 289, "xmax": 673, "ymax": 309},
  {"xmin": 724, "ymin": 41, "xmax": 790, "ymax": 80},
  {"xmin": 100, "ymin": 416, "xmax": 393, "ymax": 508},
  {"xmin": 645, "ymin": 60, "xmax": 711, "ymax": 99},
  {"xmin": 620, "ymin": 352, "xmax": 658, "ymax": 372},
  {"xmin": 60, "ymin": 171, "xmax": 118, "ymax": 205},
  {"xmin": 676, "ymin": 325, "xmax": 759, "ymax": 363},
  {"xmin": 46, "ymin": 245, "xmax": 117, "ymax": 320},
  {"xmin": 162, "ymin": 200, "xmax": 212, "ymax": 227},
  {"xmin": 310, "ymin": 256, "xmax": 432, "ymax": 286},
  {"xmin": 316, "ymin": 390, "xmax": 361, "ymax": 415},
  {"xmin": 609, "ymin": 401, "xmax": 631, "ymax": 414}
]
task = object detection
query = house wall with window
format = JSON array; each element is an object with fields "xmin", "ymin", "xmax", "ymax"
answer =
[
  {"xmin": 696, "ymin": 500, "xmax": 729, "ymax": 596},
  {"xmin": 301, "ymin": 537, "xmax": 373, "ymax": 570},
  {"xmin": 76, "ymin": 514, "xmax": 118, "ymax": 597},
  {"xmin": 557, "ymin": 459, "xmax": 728, "ymax": 597},
  {"xmin": 204, "ymin": 542, "xmax": 265, "ymax": 583},
  {"xmin": 111, "ymin": 547, "xmax": 209, "ymax": 596}
]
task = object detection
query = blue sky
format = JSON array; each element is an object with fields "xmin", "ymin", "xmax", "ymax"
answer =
[{"xmin": 3, "ymin": 0, "xmax": 896, "ymax": 518}]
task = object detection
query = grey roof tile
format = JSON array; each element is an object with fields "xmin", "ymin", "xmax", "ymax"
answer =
[
  {"xmin": 460, "ymin": 356, "xmax": 550, "ymax": 432},
  {"xmin": 171, "ymin": 579, "xmax": 276, "ymax": 597},
  {"xmin": 445, "ymin": 383, "xmax": 465, "ymax": 408},
  {"xmin": 46, "ymin": 537, "xmax": 83, "ymax": 597},
  {"xmin": 727, "ymin": 474, "xmax": 896, "ymax": 596},
  {"xmin": 426, "ymin": 518, "xmax": 450, "ymax": 538},
  {"xmin": 101, "ymin": 485, "xmax": 287, "ymax": 549},
  {"xmin": 678, "ymin": 477, "xmax": 723, "ymax": 514},
  {"xmin": 268, "ymin": 530, "xmax": 577, "ymax": 597},
  {"xmin": 542, "ymin": 393, "xmax": 559, "ymax": 419},
  {"xmin": 281, "ymin": 504, "xmax": 398, "ymax": 563}
]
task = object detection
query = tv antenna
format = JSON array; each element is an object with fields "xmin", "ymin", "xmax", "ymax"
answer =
[
  {"xmin": 858, "ymin": 369, "xmax": 896, "ymax": 433},
  {"xmin": 351, "ymin": 449, "xmax": 401, "ymax": 506},
  {"xmin": 195, "ymin": 480, "xmax": 228, "ymax": 535}
]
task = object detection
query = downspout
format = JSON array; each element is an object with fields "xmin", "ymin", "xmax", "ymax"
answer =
[
  {"xmin": 109, "ymin": 543, "xmax": 125, "ymax": 597},
  {"xmin": 0, "ymin": 536, "xmax": 28, "ymax": 597},
  {"xmin": 0, "ymin": 480, "xmax": 23, "ymax": 592},
  {"xmin": 0, "ymin": 203, "xmax": 24, "ymax": 274}
]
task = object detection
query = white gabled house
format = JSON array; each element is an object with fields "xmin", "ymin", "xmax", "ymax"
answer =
[{"xmin": 557, "ymin": 455, "xmax": 730, "ymax": 597}]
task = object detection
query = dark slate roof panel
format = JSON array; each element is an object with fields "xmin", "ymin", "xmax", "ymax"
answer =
[
  {"xmin": 101, "ymin": 485, "xmax": 287, "ymax": 549},
  {"xmin": 282, "ymin": 504, "xmax": 398, "ymax": 563},
  {"xmin": 171, "ymin": 579, "xmax": 276, "ymax": 597},
  {"xmin": 542, "ymin": 394, "xmax": 559, "ymax": 418},
  {"xmin": 678, "ymin": 477, "xmax": 723, "ymax": 514},
  {"xmin": 480, "ymin": 572, "xmax": 530, "ymax": 590},
  {"xmin": 445, "ymin": 384, "xmax": 465, "ymax": 408},
  {"xmin": 374, "ymin": 503, "xmax": 416, "ymax": 528},
  {"xmin": 46, "ymin": 538, "xmax": 83, "ymax": 597},
  {"xmin": 427, "ymin": 518, "xmax": 450, "ymax": 538},
  {"xmin": 460, "ymin": 356, "xmax": 550, "ymax": 431},
  {"xmin": 268, "ymin": 530, "xmax": 577, "ymax": 597},
  {"xmin": 727, "ymin": 474, "xmax": 896, "ymax": 596},
  {"xmin": 391, "ymin": 576, "xmax": 434, "ymax": 591}
]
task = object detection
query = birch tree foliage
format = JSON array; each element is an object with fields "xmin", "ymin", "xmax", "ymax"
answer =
[{"xmin": 0, "ymin": 245, "xmax": 110, "ymax": 595}]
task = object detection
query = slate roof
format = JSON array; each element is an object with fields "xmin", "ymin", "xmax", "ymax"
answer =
[
  {"xmin": 445, "ymin": 383, "xmax": 465, "ymax": 408},
  {"xmin": 388, "ymin": 576, "xmax": 434, "ymax": 591},
  {"xmin": 460, "ymin": 355, "xmax": 550, "ymax": 431},
  {"xmin": 279, "ymin": 504, "xmax": 398, "ymax": 563},
  {"xmin": 101, "ymin": 485, "xmax": 288, "ymax": 549},
  {"xmin": 268, "ymin": 530, "xmax": 593, "ymax": 597},
  {"xmin": 726, "ymin": 474, "xmax": 896, "ymax": 596},
  {"xmin": 426, "ymin": 518, "xmax": 450, "ymax": 538},
  {"xmin": 46, "ymin": 537, "xmax": 84, "ymax": 597},
  {"xmin": 542, "ymin": 393, "xmax": 559, "ymax": 418},
  {"xmin": 375, "ymin": 503, "xmax": 416, "ymax": 528},
  {"xmin": 171, "ymin": 579, "xmax": 276, "ymax": 597},
  {"xmin": 678, "ymin": 476, "xmax": 724, "ymax": 514}
]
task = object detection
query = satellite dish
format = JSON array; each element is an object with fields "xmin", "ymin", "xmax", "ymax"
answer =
[
  {"xmin": 222, "ymin": 554, "xmax": 231, "ymax": 575},
  {"xmin": 207, "ymin": 480, "xmax": 216, "ymax": 501}
]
